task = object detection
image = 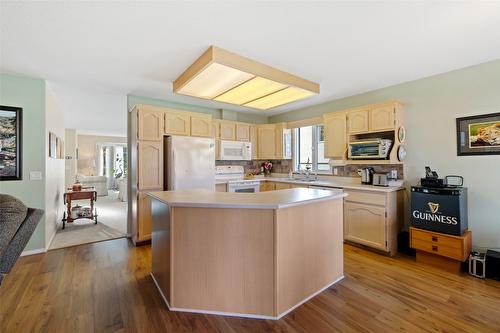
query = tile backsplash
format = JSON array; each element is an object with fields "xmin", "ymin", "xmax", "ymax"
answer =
[
  {"xmin": 331, "ymin": 164, "xmax": 404, "ymax": 179},
  {"xmin": 216, "ymin": 160, "xmax": 404, "ymax": 179},
  {"xmin": 216, "ymin": 160, "xmax": 293, "ymax": 174}
]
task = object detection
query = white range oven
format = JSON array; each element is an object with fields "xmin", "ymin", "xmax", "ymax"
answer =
[
  {"xmin": 215, "ymin": 165, "xmax": 260, "ymax": 193},
  {"xmin": 227, "ymin": 180, "xmax": 261, "ymax": 193}
]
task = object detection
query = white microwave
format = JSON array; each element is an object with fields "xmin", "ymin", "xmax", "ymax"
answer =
[{"xmin": 220, "ymin": 140, "xmax": 252, "ymax": 160}]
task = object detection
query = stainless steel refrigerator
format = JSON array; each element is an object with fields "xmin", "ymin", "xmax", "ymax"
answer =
[{"xmin": 164, "ymin": 136, "xmax": 215, "ymax": 190}]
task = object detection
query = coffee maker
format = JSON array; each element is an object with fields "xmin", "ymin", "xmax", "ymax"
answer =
[{"xmin": 357, "ymin": 167, "xmax": 375, "ymax": 185}]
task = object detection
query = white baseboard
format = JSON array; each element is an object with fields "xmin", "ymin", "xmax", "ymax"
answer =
[
  {"xmin": 20, "ymin": 247, "xmax": 46, "ymax": 256},
  {"xmin": 150, "ymin": 272, "xmax": 344, "ymax": 320},
  {"xmin": 45, "ymin": 229, "xmax": 57, "ymax": 251}
]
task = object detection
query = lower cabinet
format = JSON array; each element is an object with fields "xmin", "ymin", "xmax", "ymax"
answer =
[
  {"xmin": 343, "ymin": 189, "xmax": 403, "ymax": 256},
  {"xmin": 274, "ymin": 183, "xmax": 291, "ymax": 190},
  {"xmin": 137, "ymin": 192, "xmax": 152, "ymax": 242},
  {"xmin": 260, "ymin": 182, "xmax": 276, "ymax": 192},
  {"xmin": 215, "ymin": 183, "xmax": 227, "ymax": 192},
  {"xmin": 344, "ymin": 202, "xmax": 387, "ymax": 251}
]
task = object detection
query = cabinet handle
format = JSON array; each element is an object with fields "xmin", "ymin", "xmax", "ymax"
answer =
[
  {"xmin": 432, "ymin": 236, "xmax": 438, "ymax": 242},
  {"xmin": 432, "ymin": 245, "xmax": 438, "ymax": 252}
]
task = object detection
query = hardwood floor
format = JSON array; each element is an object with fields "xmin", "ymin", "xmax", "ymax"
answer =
[{"xmin": 1, "ymin": 238, "xmax": 499, "ymax": 333}]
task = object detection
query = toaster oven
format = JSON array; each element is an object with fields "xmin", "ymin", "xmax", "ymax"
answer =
[{"xmin": 348, "ymin": 139, "xmax": 393, "ymax": 159}]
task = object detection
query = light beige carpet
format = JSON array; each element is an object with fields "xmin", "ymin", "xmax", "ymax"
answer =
[{"xmin": 49, "ymin": 190, "xmax": 127, "ymax": 250}]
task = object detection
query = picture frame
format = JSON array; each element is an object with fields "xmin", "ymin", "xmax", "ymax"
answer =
[
  {"xmin": 49, "ymin": 132, "xmax": 57, "ymax": 158},
  {"xmin": 0, "ymin": 105, "xmax": 23, "ymax": 181},
  {"xmin": 456, "ymin": 112, "xmax": 500, "ymax": 156}
]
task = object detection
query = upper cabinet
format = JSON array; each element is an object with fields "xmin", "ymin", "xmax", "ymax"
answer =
[
  {"xmin": 220, "ymin": 121, "xmax": 236, "ymax": 140},
  {"xmin": 138, "ymin": 109, "xmax": 164, "ymax": 141},
  {"xmin": 323, "ymin": 112, "xmax": 347, "ymax": 159},
  {"xmin": 212, "ymin": 119, "xmax": 221, "ymax": 139},
  {"xmin": 250, "ymin": 125, "xmax": 258, "ymax": 159},
  {"xmin": 236, "ymin": 123, "xmax": 250, "ymax": 141},
  {"xmin": 190, "ymin": 114, "xmax": 212, "ymax": 137},
  {"xmin": 257, "ymin": 124, "xmax": 277, "ymax": 159},
  {"xmin": 137, "ymin": 141, "xmax": 163, "ymax": 190},
  {"xmin": 347, "ymin": 108, "xmax": 370, "ymax": 134},
  {"xmin": 165, "ymin": 111, "xmax": 190, "ymax": 136},
  {"xmin": 369, "ymin": 105, "xmax": 395, "ymax": 132}
]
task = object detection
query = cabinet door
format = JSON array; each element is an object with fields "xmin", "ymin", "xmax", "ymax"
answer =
[
  {"xmin": 347, "ymin": 109, "xmax": 369, "ymax": 134},
  {"xmin": 236, "ymin": 123, "xmax": 250, "ymax": 141},
  {"xmin": 215, "ymin": 183, "xmax": 227, "ymax": 192},
  {"xmin": 191, "ymin": 115, "xmax": 212, "ymax": 137},
  {"xmin": 257, "ymin": 125, "xmax": 277, "ymax": 159},
  {"xmin": 138, "ymin": 141, "xmax": 163, "ymax": 190},
  {"xmin": 137, "ymin": 192, "xmax": 152, "ymax": 241},
  {"xmin": 323, "ymin": 112, "xmax": 347, "ymax": 158},
  {"xmin": 370, "ymin": 105, "xmax": 395, "ymax": 131},
  {"xmin": 212, "ymin": 120, "xmax": 220, "ymax": 139},
  {"xmin": 275, "ymin": 183, "xmax": 291, "ymax": 190},
  {"xmin": 344, "ymin": 202, "xmax": 387, "ymax": 251},
  {"xmin": 250, "ymin": 125, "xmax": 258, "ymax": 159},
  {"xmin": 274, "ymin": 124, "xmax": 285, "ymax": 159},
  {"xmin": 165, "ymin": 112, "xmax": 190, "ymax": 136},
  {"xmin": 260, "ymin": 182, "xmax": 276, "ymax": 192},
  {"xmin": 215, "ymin": 139, "xmax": 221, "ymax": 160},
  {"xmin": 138, "ymin": 109, "xmax": 163, "ymax": 141},
  {"xmin": 220, "ymin": 121, "xmax": 236, "ymax": 140}
]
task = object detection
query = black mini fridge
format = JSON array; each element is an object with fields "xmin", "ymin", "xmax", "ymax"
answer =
[{"xmin": 411, "ymin": 186, "xmax": 468, "ymax": 236}]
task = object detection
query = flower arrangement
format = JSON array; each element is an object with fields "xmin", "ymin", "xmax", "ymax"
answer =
[{"xmin": 261, "ymin": 161, "xmax": 273, "ymax": 175}]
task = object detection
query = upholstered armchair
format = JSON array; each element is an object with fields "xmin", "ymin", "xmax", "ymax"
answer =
[{"xmin": 0, "ymin": 194, "xmax": 44, "ymax": 285}]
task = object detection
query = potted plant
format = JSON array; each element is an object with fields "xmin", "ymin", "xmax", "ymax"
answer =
[{"xmin": 261, "ymin": 161, "xmax": 273, "ymax": 176}]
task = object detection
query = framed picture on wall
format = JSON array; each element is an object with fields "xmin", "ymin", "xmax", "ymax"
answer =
[
  {"xmin": 0, "ymin": 105, "xmax": 23, "ymax": 181},
  {"xmin": 456, "ymin": 112, "xmax": 500, "ymax": 156}
]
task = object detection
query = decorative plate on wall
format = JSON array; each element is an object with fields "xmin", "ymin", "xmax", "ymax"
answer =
[
  {"xmin": 397, "ymin": 126, "xmax": 406, "ymax": 143},
  {"xmin": 397, "ymin": 145, "xmax": 407, "ymax": 161}
]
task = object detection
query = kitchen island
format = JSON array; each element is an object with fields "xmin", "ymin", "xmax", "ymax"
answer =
[{"xmin": 148, "ymin": 188, "xmax": 346, "ymax": 319}]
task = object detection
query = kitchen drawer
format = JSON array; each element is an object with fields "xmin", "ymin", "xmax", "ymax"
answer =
[
  {"xmin": 410, "ymin": 239, "xmax": 464, "ymax": 261},
  {"xmin": 344, "ymin": 190, "xmax": 386, "ymax": 206},
  {"xmin": 410, "ymin": 228, "xmax": 462, "ymax": 249},
  {"xmin": 410, "ymin": 228, "xmax": 471, "ymax": 261}
]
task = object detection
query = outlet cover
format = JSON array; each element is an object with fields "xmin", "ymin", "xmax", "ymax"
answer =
[{"xmin": 29, "ymin": 171, "xmax": 43, "ymax": 180}]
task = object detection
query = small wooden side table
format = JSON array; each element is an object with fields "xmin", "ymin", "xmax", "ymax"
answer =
[
  {"xmin": 62, "ymin": 188, "xmax": 98, "ymax": 229},
  {"xmin": 410, "ymin": 227, "xmax": 472, "ymax": 274}
]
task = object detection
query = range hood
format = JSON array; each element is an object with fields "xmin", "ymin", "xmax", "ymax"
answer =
[{"xmin": 173, "ymin": 46, "xmax": 319, "ymax": 110}]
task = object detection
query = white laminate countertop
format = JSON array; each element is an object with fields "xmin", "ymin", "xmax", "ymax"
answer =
[
  {"xmin": 148, "ymin": 188, "xmax": 347, "ymax": 209},
  {"xmin": 216, "ymin": 176, "xmax": 404, "ymax": 193}
]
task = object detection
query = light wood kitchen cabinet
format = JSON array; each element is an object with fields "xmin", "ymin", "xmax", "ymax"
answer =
[
  {"xmin": 138, "ymin": 109, "xmax": 164, "ymax": 141},
  {"xmin": 165, "ymin": 111, "xmax": 190, "ymax": 136},
  {"xmin": 257, "ymin": 125, "xmax": 277, "ymax": 159},
  {"xmin": 215, "ymin": 183, "xmax": 227, "ymax": 192},
  {"xmin": 344, "ymin": 202, "xmax": 387, "ymax": 251},
  {"xmin": 211, "ymin": 119, "xmax": 220, "ymax": 139},
  {"xmin": 236, "ymin": 123, "xmax": 250, "ymax": 141},
  {"xmin": 250, "ymin": 125, "xmax": 258, "ymax": 159},
  {"xmin": 274, "ymin": 182, "xmax": 291, "ymax": 190},
  {"xmin": 137, "ymin": 141, "xmax": 163, "ymax": 190},
  {"xmin": 370, "ymin": 105, "xmax": 395, "ymax": 131},
  {"xmin": 323, "ymin": 112, "xmax": 347, "ymax": 158},
  {"xmin": 190, "ymin": 114, "xmax": 212, "ymax": 137},
  {"xmin": 274, "ymin": 123, "xmax": 292, "ymax": 160},
  {"xmin": 220, "ymin": 121, "xmax": 236, "ymax": 140},
  {"xmin": 347, "ymin": 108, "xmax": 370, "ymax": 134},
  {"xmin": 137, "ymin": 192, "xmax": 152, "ymax": 242},
  {"xmin": 343, "ymin": 189, "xmax": 403, "ymax": 255},
  {"xmin": 260, "ymin": 182, "xmax": 276, "ymax": 192}
]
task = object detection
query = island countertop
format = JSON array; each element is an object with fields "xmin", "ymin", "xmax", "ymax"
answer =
[{"xmin": 148, "ymin": 188, "xmax": 346, "ymax": 209}]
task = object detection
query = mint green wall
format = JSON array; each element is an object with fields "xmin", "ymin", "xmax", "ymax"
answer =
[
  {"xmin": 127, "ymin": 95, "xmax": 268, "ymax": 124},
  {"xmin": 0, "ymin": 74, "xmax": 46, "ymax": 251},
  {"xmin": 270, "ymin": 59, "xmax": 500, "ymax": 249}
]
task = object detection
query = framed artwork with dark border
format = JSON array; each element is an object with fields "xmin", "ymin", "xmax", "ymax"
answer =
[
  {"xmin": 456, "ymin": 112, "xmax": 500, "ymax": 156},
  {"xmin": 0, "ymin": 105, "xmax": 23, "ymax": 180}
]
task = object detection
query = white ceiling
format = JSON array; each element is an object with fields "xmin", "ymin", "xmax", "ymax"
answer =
[{"xmin": 2, "ymin": 1, "xmax": 500, "ymax": 117}]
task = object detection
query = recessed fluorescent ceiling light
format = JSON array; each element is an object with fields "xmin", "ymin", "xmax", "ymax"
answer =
[
  {"xmin": 243, "ymin": 87, "xmax": 316, "ymax": 110},
  {"xmin": 173, "ymin": 46, "xmax": 319, "ymax": 110}
]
